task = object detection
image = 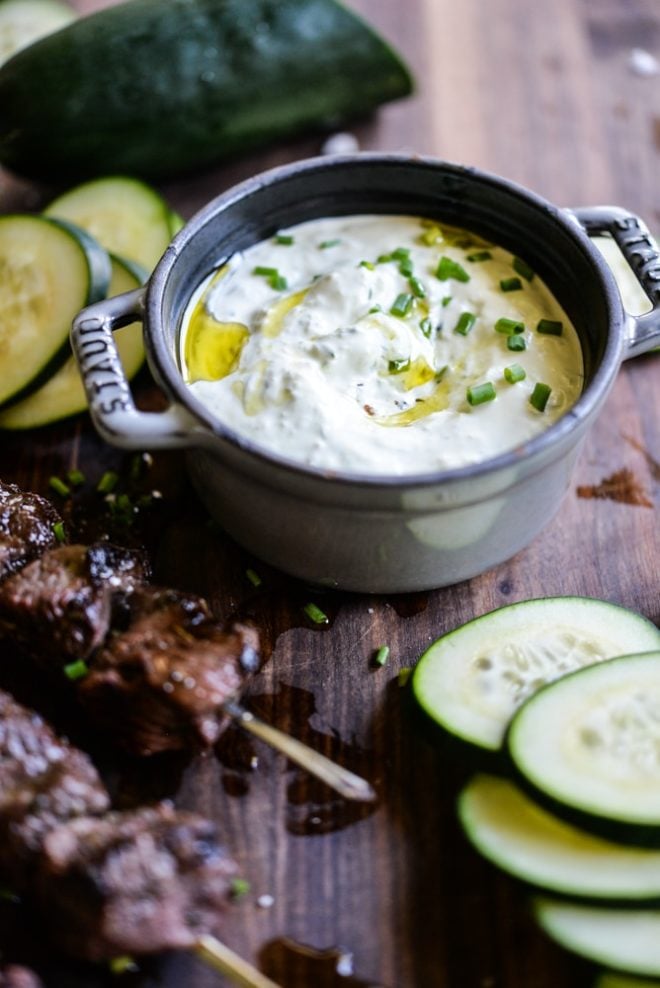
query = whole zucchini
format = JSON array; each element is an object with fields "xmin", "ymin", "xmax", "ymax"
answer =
[{"xmin": 0, "ymin": 0, "xmax": 413, "ymax": 181}]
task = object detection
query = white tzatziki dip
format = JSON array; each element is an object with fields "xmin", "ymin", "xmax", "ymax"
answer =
[{"xmin": 181, "ymin": 215, "xmax": 584, "ymax": 476}]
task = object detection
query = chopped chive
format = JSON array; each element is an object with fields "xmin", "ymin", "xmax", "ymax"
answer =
[
  {"xmin": 303, "ymin": 602, "xmax": 329, "ymax": 625},
  {"xmin": 513, "ymin": 256, "xmax": 535, "ymax": 281},
  {"xmin": 390, "ymin": 293, "xmax": 414, "ymax": 318},
  {"xmin": 419, "ymin": 225, "xmax": 443, "ymax": 246},
  {"xmin": 109, "ymin": 956, "xmax": 138, "ymax": 975},
  {"xmin": 442, "ymin": 295, "xmax": 453, "ymax": 307},
  {"xmin": 230, "ymin": 877, "xmax": 251, "ymax": 900},
  {"xmin": 64, "ymin": 659, "xmax": 89, "ymax": 681},
  {"xmin": 275, "ymin": 233, "xmax": 294, "ymax": 245},
  {"xmin": 97, "ymin": 470, "xmax": 118, "ymax": 494},
  {"xmin": 409, "ymin": 276, "xmax": 426, "ymax": 299},
  {"xmin": 359, "ymin": 260, "xmax": 375, "ymax": 270},
  {"xmin": 436, "ymin": 256, "xmax": 470, "ymax": 283},
  {"xmin": 392, "ymin": 246, "xmax": 411, "ymax": 261},
  {"xmin": 504, "ymin": 363, "xmax": 526, "ymax": 384},
  {"xmin": 269, "ymin": 274, "xmax": 288, "ymax": 291},
  {"xmin": 368, "ymin": 305, "xmax": 382, "ymax": 314},
  {"xmin": 246, "ymin": 568, "xmax": 262, "ymax": 588},
  {"xmin": 388, "ymin": 357, "xmax": 411, "ymax": 373},
  {"xmin": 419, "ymin": 316, "xmax": 434, "ymax": 338},
  {"xmin": 454, "ymin": 311, "xmax": 477, "ymax": 336},
  {"xmin": 467, "ymin": 382, "xmax": 496, "ymax": 406},
  {"xmin": 466, "ymin": 250, "xmax": 493, "ymax": 262},
  {"xmin": 495, "ymin": 317, "xmax": 524, "ymax": 336},
  {"xmin": 53, "ymin": 521, "xmax": 66, "ymax": 544},
  {"xmin": 253, "ymin": 266, "xmax": 278, "ymax": 277},
  {"xmin": 48, "ymin": 476, "xmax": 70, "ymax": 498},
  {"xmin": 377, "ymin": 253, "xmax": 393, "ymax": 263},
  {"xmin": 66, "ymin": 468, "xmax": 85, "ymax": 487},
  {"xmin": 500, "ymin": 277, "xmax": 523, "ymax": 292},
  {"xmin": 537, "ymin": 318, "xmax": 564, "ymax": 336},
  {"xmin": 398, "ymin": 258, "xmax": 414, "ymax": 278},
  {"xmin": 373, "ymin": 645, "xmax": 390, "ymax": 667},
  {"xmin": 507, "ymin": 334, "xmax": 527, "ymax": 352},
  {"xmin": 398, "ymin": 667, "xmax": 412, "ymax": 687},
  {"xmin": 530, "ymin": 382, "xmax": 552, "ymax": 411},
  {"xmin": 320, "ymin": 239, "xmax": 341, "ymax": 249},
  {"xmin": 435, "ymin": 364, "xmax": 449, "ymax": 382}
]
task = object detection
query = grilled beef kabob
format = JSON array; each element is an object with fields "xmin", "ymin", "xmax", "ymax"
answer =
[
  {"xmin": 0, "ymin": 682, "xmax": 281, "ymax": 988},
  {"xmin": 0, "ymin": 479, "xmax": 375, "ymax": 798}
]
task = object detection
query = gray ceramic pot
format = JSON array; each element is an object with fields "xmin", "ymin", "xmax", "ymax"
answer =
[{"xmin": 71, "ymin": 154, "xmax": 660, "ymax": 592}]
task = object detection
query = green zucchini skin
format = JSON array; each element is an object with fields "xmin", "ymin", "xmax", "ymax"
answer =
[{"xmin": 0, "ymin": 0, "xmax": 413, "ymax": 181}]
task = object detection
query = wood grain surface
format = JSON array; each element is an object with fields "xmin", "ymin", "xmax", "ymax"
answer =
[{"xmin": 0, "ymin": 1, "xmax": 659, "ymax": 986}]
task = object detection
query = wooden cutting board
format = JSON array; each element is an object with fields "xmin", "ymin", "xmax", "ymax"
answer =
[{"xmin": 0, "ymin": 0, "xmax": 658, "ymax": 985}]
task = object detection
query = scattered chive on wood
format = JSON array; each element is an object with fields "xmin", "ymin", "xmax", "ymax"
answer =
[
  {"xmin": 504, "ymin": 363, "xmax": 526, "ymax": 383},
  {"xmin": 398, "ymin": 667, "xmax": 412, "ymax": 687},
  {"xmin": 454, "ymin": 311, "xmax": 476, "ymax": 336},
  {"xmin": 53, "ymin": 521, "xmax": 66, "ymax": 543},
  {"xmin": 320, "ymin": 239, "xmax": 341, "ymax": 249},
  {"xmin": 64, "ymin": 659, "xmax": 89, "ymax": 681},
  {"xmin": 230, "ymin": 877, "xmax": 251, "ymax": 900},
  {"xmin": 409, "ymin": 276, "xmax": 426, "ymax": 299},
  {"xmin": 303, "ymin": 602, "xmax": 329, "ymax": 625},
  {"xmin": 390, "ymin": 293, "xmax": 414, "ymax": 318},
  {"xmin": 373, "ymin": 645, "xmax": 390, "ymax": 667},
  {"xmin": 97, "ymin": 470, "xmax": 118, "ymax": 494},
  {"xmin": 467, "ymin": 382, "xmax": 496, "ymax": 406},
  {"xmin": 109, "ymin": 957, "xmax": 138, "ymax": 976},
  {"xmin": 467, "ymin": 250, "xmax": 492, "ymax": 262},
  {"xmin": 537, "ymin": 318, "xmax": 564, "ymax": 336},
  {"xmin": 513, "ymin": 256, "xmax": 535, "ymax": 281},
  {"xmin": 495, "ymin": 317, "xmax": 524, "ymax": 335},
  {"xmin": 500, "ymin": 277, "xmax": 523, "ymax": 292},
  {"xmin": 66, "ymin": 468, "xmax": 85, "ymax": 487},
  {"xmin": 530, "ymin": 381, "xmax": 552, "ymax": 411},
  {"xmin": 246, "ymin": 568, "xmax": 262, "ymax": 588},
  {"xmin": 436, "ymin": 256, "xmax": 470, "ymax": 283},
  {"xmin": 388, "ymin": 357, "xmax": 411, "ymax": 373},
  {"xmin": 275, "ymin": 233, "xmax": 294, "ymax": 245},
  {"xmin": 48, "ymin": 476, "xmax": 70, "ymax": 498},
  {"xmin": 507, "ymin": 334, "xmax": 527, "ymax": 351}
]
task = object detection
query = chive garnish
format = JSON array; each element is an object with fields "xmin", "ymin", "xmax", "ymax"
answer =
[
  {"xmin": 110, "ymin": 957, "xmax": 138, "ymax": 975},
  {"xmin": 530, "ymin": 382, "xmax": 552, "ymax": 411},
  {"xmin": 359, "ymin": 260, "xmax": 375, "ymax": 270},
  {"xmin": 436, "ymin": 257, "xmax": 470, "ymax": 283},
  {"xmin": 230, "ymin": 877, "xmax": 251, "ymax": 900},
  {"xmin": 97, "ymin": 470, "xmax": 118, "ymax": 494},
  {"xmin": 442, "ymin": 295, "xmax": 452, "ymax": 307},
  {"xmin": 390, "ymin": 293, "xmax": 414, "ymax": 318},
  {"xmin": 48, "ymin": 476, "xmax": 70, "ymax": 498},
  {"xmin": 504, "ymin": 363, "xmax": 526, "ymax": 384},
  {"xmin": 454, "ymin": 311, "xmax": 477, "ymax": 336},
  {"xmin": 398, "ymin": 667, "xmax": 412, "ymax": 687},
  {"xmin": 537, "ymin": 318, "xmax": 564, "ymax": 336},
  {"xmin": 66, "ymin": 468, "xmax": 85, "ymax": 487},
  {"xmin": 409, "ymin": 276, "xmax": 426, "ymax": 299},
  {"xmin": 419, "ymin": 316, "xmax": 434, "ymax": 338},
  {"xmin": 467, "ymin": 250, "xmax": 492, "ymax": 262},
  {"xmin": 507, "ymin": 334, "xmax": 527, "ymax": 352},
  {"xmin": 392, "ymin": 247, "xmax": 411, "ymax": 261},
  {"xmin": 495, "ymin": 317, "xmax": 524, "ymax": 336},
  {"xmin": 275, "ymin": 234, "xmax": 294, "ymax": 246},
  {"xmin": 320, "ymin": 239, "xmax": 342, "ymax": 249},
  {"xmin": 270, "ymin": 274, "xmax": 288, "ymax": 291},
  {"xmin": 388, "ymin": 357, "xmax": 411, "ymax": 373},
  {"xmin": 467, "ymin": 382, "xmax": 496, "ymax": 406},
  {"xmin": 246, "ymin": 568, "xmax": 262, "ymax": 588},
  {"xmin": 513, "ymin": 256, "xmax": 535, "ymax": 281},
  {"xmin": 377, "ymin": 253, "xmax": 393, "ymax": 264},
  {"xmin": 53, "ymin": 521, "xmax": 66, "ymax": 544},
  {"xmin": 500, "ymin": 277, "xmax": 523, "ymax": 292},
  {"xmin": 374, "ymin": 645, "xmax": 390, "ymax": 667},
  {"xmin": 398, "ymin": 258, "xmax": 414, "ymax": 277},
  {"xmin": 303, "ymin": 602, "xmax": 329, "ymax": 625},
  {"xmin": 64, "ymin": 659, "xmax": 89, "ymax": 681},
  {"xmin": 368, "ymin": 305, "xmax": 382, "ymax": 314},
  {"xmin": 419, "ymin": 226, "xmax": 442, "ymax": 247},
  {"xmin": 254, "ymin": 266, "xmax": 278, "ymax": 276}
]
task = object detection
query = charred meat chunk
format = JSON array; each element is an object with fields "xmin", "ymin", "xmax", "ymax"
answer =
[
  {"xmin": 0, "ymin": 543, "xmax": 149, "ymax": 667},
  {"xmin": 0, "ymin": 481, "xmax": 61, "ymax": 583},
  {"xmin": 0, "ymin": 689, "xmax": 108, "ymax": 885},
  {"xmin": 39, "ymin": 804, "xmax": 237, "ymax": 961},
  {"xmin": 79, "ymin": 587, "xmax": 260, "ymax": 755},
  {"xmin": 0, "ymin": 967, "xmax": 44, "ymax": 988}
]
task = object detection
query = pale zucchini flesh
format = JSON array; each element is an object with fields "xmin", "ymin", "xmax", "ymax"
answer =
[
  {"xmin": 0, "ymin": 214, "xmax": 110, "ymax": 410},
  {"xmin": 411, "ymin": 597, "xmax": 660, "ymax": 751},
  {"xmin": 0, "ymin": 255, "xmax": 145, "ymax": 429},
  {"xmin": 459, "ymin": 775, "xmax": 660, "ymax": 902},
  {"xmin": 508, "ymin": 651, "xmax": 660, "ymax": 830},
  {"xmin": 534, "ymin": 898, "xmax": 660, "ymax": 977},
  {"xmin": 0, "ymin": 0, "xmax": 75, "ymax": 67},
  {"xmin": 596, "ymin": 973, "xmax": 660, "ymax": 988}
]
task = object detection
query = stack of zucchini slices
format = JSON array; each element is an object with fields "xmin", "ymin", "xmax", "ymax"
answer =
[
  {"xmin": 412, "ymin": 597, "xmax": 660, "ymax": 986},
  {"xmin": 0, "ymin": 175, "xmax": 181, "ymax": 429}
]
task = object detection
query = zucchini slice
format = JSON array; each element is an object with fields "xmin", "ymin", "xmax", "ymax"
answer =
[
  {"xmin": 411, "ymin": 597, "xmax": 660, "ymax": 751},
  {"xmin": 44, "ymin": 176, "xmax": 176, "ymax": 271},
  {"xmin": 596, "ymin": 974, "xmax": 660, "ymax": 988},
  {"xmin": 0, "ymin": 255, "xmax": 145, "ymax": 430},
  {"xmin": 0, "ymin": 215, "xmax": 110, "ymax": 411},
  {"xmin": 508, "ymin": 652, "xmax": 660, "ymax": 842},
  {"xmin": 0, "ymin": 0, "xmax": 75, "ymax": 68},
  {"xmin": 534, "ymin": 898, "xmax": 660, "ymax": 978},
  {"xmin": 459, "ymin": 775, "xmax": 660, "ymax": 902}
]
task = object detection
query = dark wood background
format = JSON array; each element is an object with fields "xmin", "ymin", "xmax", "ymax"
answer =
[{"xmin": 1, "ymin": 0, "xmax": 659, "ymax": 986}]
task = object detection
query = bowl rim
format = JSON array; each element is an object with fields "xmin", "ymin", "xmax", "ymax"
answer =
[{"xmin": 146, "ymin": 152, "xmax": 625, "ymax": 490}]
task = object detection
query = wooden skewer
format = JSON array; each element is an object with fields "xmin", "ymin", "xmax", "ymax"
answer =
[
  {"xmin": 223, "ymin": 700, "xmax": 377, "ymax": 803},
  {"xmin": 195, "ymin": 935, "xmax": 282, "ymax": 988}
]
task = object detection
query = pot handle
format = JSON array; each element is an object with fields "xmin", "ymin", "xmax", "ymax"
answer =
[
  {"xmin": 570, "ymin": 206, "xmax": 660, "ymax": 359},
  {"xmin": 71, "ymin": 288, "xmax": 202, "ymax": 449}
]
